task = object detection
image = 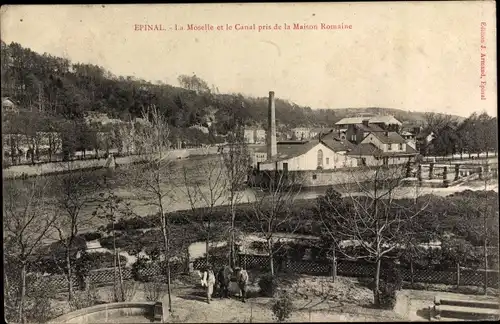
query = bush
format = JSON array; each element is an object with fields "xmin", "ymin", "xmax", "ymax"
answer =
[
  {"xmin": 80, "ymin": 231, "xmax": 102, "ymax": 241},
  {"xmin": 144, "ymin": 280, "xmax": 164, "ymax": 301},
  {"xmin": 69, "ymin": 283, "xmax": 99, "ymax": 311},
  {"xmin": 271, "ymin": 291, "xmax": 294, "ymax": 322},
  {"xmin": 376, "ymin": 281, "xmax": 398, "ymax": 310},
  {"xmin": 131, "ymin": 256, "xmax": 150, "ymax": 281},
  {"xmin": 374, "ymin": 260, "xmax": 402, "ymax": 309},
  {"xmin": 259, "ymin": 273, "xmax": 278, "ymax": 297}
]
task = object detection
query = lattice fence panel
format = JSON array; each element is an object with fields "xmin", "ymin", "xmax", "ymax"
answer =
[
  {"xmin": 337, "ymin": 260, "xmax": 375, "ymax": 278},
  {"xmin": 412, "ymin": 268, "xmax": 456, "ymax": 285},
  {"xmin": 193, "ymin": 256, "xmax": 228, "ymax": 271},
  {"xmin": 460, "ymin": 269, "xmax": 499, "ymax": 288},
  {"xmin": 286, "ymin": 260, "xmax": 331, "ymax": 275},
  {"xmin": 88, "ymin": 267, "xmax": 133, "ymax": 285},
  {"xmin": 238, "ymin": 254, "xmax": 269, "ymax": 270}
]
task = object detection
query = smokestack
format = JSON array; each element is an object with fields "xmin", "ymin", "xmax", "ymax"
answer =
[{"xmin": 267, "ymin": 91, "xmax": 277, "ymax": 159}]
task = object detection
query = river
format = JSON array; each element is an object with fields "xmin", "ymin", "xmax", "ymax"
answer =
[{"xmin": 4, "ymin": 154, "xmax": 498, "ymax": 234}]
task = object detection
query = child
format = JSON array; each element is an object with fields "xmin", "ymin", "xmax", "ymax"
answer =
[{"xmin": 201, "ymin": 264, "xmax": 216, "ymax": 304}]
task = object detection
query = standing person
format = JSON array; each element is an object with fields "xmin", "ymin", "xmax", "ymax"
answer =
[
  {"xmin": 233, "ymin": 267, "xmax": 249, "ymax": 303},
  {"xmin": 201, "ymin": 265, "xmax": 216, "ymax": 304}
]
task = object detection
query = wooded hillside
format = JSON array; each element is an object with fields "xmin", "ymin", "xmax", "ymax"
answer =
[{"xmin": 1, "ymin": 40, "xmax": 463, "ymax": 132}]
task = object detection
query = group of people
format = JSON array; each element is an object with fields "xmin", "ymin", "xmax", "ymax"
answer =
[{"xmin": 200, "ymin": 265, "xmax": 249, "ymax": 304}]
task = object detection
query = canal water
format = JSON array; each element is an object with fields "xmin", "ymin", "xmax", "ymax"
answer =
[{"xmin": 5, "ymin": 154, "xmax": 497, "ymax": 235}]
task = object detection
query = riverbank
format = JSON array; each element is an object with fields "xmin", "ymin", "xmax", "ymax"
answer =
[{"xmin": 2, "ymin": 146, "xmax": 219, "ymax": 179}]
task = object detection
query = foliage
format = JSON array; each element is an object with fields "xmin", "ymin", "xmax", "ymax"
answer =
[
  {"xmin": 271, "ymin": 291, "xmax": 294, "ymax": 322},
  {"xmin": 69, "ymin": 283, "xmax": 100, "ymax": 311},
  {"xmin": 376, "ymin": 281, "xmax": 399, "ymax": 310},
  {"xmin": 143, "ymin": 280, "xmax": 165, "ymax": 301},
  {"xmin": 259, "ymin": 273, "xmax": 279, "ymax": 297},
  {"xmin": 131, "ymin": 256, "xmax": 151, "ymax": 281},
  {"xmin": 80, "ymin": 231, "xmax": 103, "ymax": 241}
]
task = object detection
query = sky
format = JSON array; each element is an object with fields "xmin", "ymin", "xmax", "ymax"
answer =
[{"xmin": 0, "ymin": 2, "xmax": 497, "ymax": 117}]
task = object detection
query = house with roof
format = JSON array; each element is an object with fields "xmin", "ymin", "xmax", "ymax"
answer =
[
  {"xmin": 254, "ymin": 139, "xmax": 358, "ymax": 172},
  {"xmin": 2, "ymin": 97, "xmax": 20, "ymax": 114},
  {"xmin": 309, "ymin": 127, "xmax": 334, "ymax": 140},
  {"xmin": 244, "ymin": 127, "xmax": 266, "ymax": 144},
  {"xmin": 344, "ymin": 120, "xmax": 386, "ymax": 145},
  {"xmin": 335, "ymin": 115, "xmax": 403, "ymax": 133},
  {"xmin": 291, "ymin": 127, "xmax": 312, "ymax": 140},
  {"xmin": 346, "ymin": 131, "xmax": 418, "ymax": 166}
]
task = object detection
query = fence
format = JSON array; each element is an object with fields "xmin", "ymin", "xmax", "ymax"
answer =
[
  {"xmin": 7, "ymin": 253, "xmax": 498, "ymax": 297},
  {"xmin": 231, "ymin": 254, "xmax": 499, "ymax": 289}
]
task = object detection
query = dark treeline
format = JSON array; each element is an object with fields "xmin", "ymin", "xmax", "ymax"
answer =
[{"xmin": 0, "ymin": 41, "xmax": 339, "ymax": 132}]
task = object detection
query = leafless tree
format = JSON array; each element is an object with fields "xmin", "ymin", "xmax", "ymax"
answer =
[
  {"xmin": 317, "ymin": 164, "xmax": 431, "ymax": 305},
  {"xmin": 222, "ymin": 128, "xmax": 251, "ymax": 267},
  {"xmin": 124, "ymin": 105, "xmax": 175, "ymax": 313},
  {"xmin": 181, "ymin": 152, "xmax": 228, "ymax": 264},
  {"xmin": 3, "ymin": 178, "xmax": 58, "ymax": 323},
  {"xmin": 250, "ymin": 170, "xmax": 303, "ymax": 276},
  {"xmin": 52, "ymin": 163, "xmax": 99, "ymax": 301},
  {"xmin": 94, "ymin": 188, "xmax": 132, "ymax": 302}
]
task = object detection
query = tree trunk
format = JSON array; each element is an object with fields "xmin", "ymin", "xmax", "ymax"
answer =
[
  {"xmin": 160, "ymin": 211, "xmax": 172, "ymax": 312},
  {"xmin": 410, "ymin": 258, "xmax": 414, "ymax": 287},
  {"xmin": 117, "ymin": 248, "xmax": 125, "ymax": 301},
  {"xmin": 483, "ymin": 238, "xmax": 488, "ymax": 295},
  {"xmin": 112, "ymin": 231, "xmax": 118, "ymax": 302},
  {"xmin": 374, "ymin": 258, "xmax": 381, "ymax": 305},
  {"xmin": 230, "ymin": 203, "xmax": 236, "ymax": 268},
  {"xmin": 331, "ymin": 245, "xmax": 337, "ymax": 282},
  {"xmin": 19, "ymin": 262, "xmax": 27, "ymax": 324},
  {"xmin": 268, "ymin": 239, "xmax": 274, "ymax": 276},
  {"xmin": 66, "ymin": 247, "xmax": 74, "ymax": 301},
  {"xmin": 205, "ymin": 229, "xmax": 210, "ymax": 266}
]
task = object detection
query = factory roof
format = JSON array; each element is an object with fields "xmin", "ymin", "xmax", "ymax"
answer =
[
  {"xmin": 347, "ymin": 142, "xmax": 418, "ymax": 157},
  {"xmin": 367, "ymin": 131, "xmax": 407, "ymax": 144},
  {"xmin": 335, "ymin": 115, "xmax": 403, "ymax": 126},
  {"xmin": 320, "ymin": 137, "xmax": 356, "ymax": 152},
  {"xmin": 257, "ymin": 140, "xmax": 326, "ymax": 162},
  {"xmin": 352, "ymin": 123, "xmax": 385, "ymax": 133}
]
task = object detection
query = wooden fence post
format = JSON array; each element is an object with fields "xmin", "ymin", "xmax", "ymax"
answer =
[
  {"xmin": 456, "ymin": 262, "xmax": 460, "ymax": 289},
  {"xmin": 429, "ymin": 163, "xmax": 434, "ymax": 180},
  {"xmin": 331, "ymin": 246, "xmax": 337, "ymax": 282},
  {"xmin": 410, "ymin": 259, "xmax": 414, "ymax": 287}
]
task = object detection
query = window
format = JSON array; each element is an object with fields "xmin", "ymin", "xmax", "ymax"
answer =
[
  {"xmin": 351, "ymin": 135, "xmax": 356, "ymax": 141},
  {"xmin": 312, "ymin": 174, "xmax": 317, "ymax": 180},
  {"xmin": 399, "ymin": 143, "xmax": 403, "ymax": 150},
  {"xmin": 326, "ymin": 157, "xmax": 330, "ymax": 165},
  {"xmin": 317, "ymin": 149, "xmax": 324, "ymax": 169},
  {"xmin": 388, "ymin": 144, "xmax": 392, "ymax": 151}
]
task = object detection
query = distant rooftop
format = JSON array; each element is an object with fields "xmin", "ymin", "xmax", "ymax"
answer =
[{"xmin": 335, "ymin": 115, "xmax": 403, "ymax": 126}]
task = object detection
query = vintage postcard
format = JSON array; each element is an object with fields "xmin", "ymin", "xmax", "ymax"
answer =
[{"xmin": 1, "ymin": 2, "xmax": 498, "ymax": 323}]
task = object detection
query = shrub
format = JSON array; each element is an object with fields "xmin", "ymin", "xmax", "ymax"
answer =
[
  {"xmin": 144, "ymin": 280, "xmax": 164, "ymax": 301},
  {"xmin": 81, "ymin": 231, "xmax": 102, "ymax": 241},
  {"xmin": 69, "ymin": 283, "xmax": 99, "ymax": 311},
  {"xmin": 376, "ymin": 281, "xmax": 398, "ymax": 310},
  {"xmin": 259, "ymin": 273, "xmax": 278, "ymax": 297},
  {"xmin": 271, "ymin": 291, "xmax": 294, "ymax": 322},
  {"xmin": 131, "ymin": 256, "xmax": 150, "ymax": 281}
]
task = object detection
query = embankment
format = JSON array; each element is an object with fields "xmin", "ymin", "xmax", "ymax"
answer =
[{"xmin": 2, "ymin": 146, "xmax": 219, "ymax": 179}]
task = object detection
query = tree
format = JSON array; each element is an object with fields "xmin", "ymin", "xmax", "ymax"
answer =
[
  {"xmin": 52, "ymin": 164, "xmax": 99, "ymax": 301},
  {"xmin": 94, "ymin": 188, "xmax": 132, "ymax": 301},
  {"xmin": 182, "ymin": 153, "xmax": 228, "ymax": 264},
  {"xmin": 125, "ymin": 105, "xmax": 175, "ymax": 313},
  {"xmin": 250, "ymin": 170, "xmax": 303, "ymax": 276},
  {"xmin": 316, "ymin": 165, "xmax": 430, "ymax": 306},
  {"xmin": 3, "ymin": 178, "xmax": 58, "ymax": 323},
  {"xmin": 177, "ymin": 74, "xmax": 211, "ymax": 94}
]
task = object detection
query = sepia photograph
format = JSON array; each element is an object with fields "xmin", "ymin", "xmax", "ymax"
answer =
[{"xmin": 1, "ymin": 2, "xmax": 498, "ymax": 323}]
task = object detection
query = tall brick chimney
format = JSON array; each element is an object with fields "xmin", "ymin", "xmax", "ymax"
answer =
[{"xmin": 267, "ymin": 91, "xmax": 277, "ymax": 159}]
